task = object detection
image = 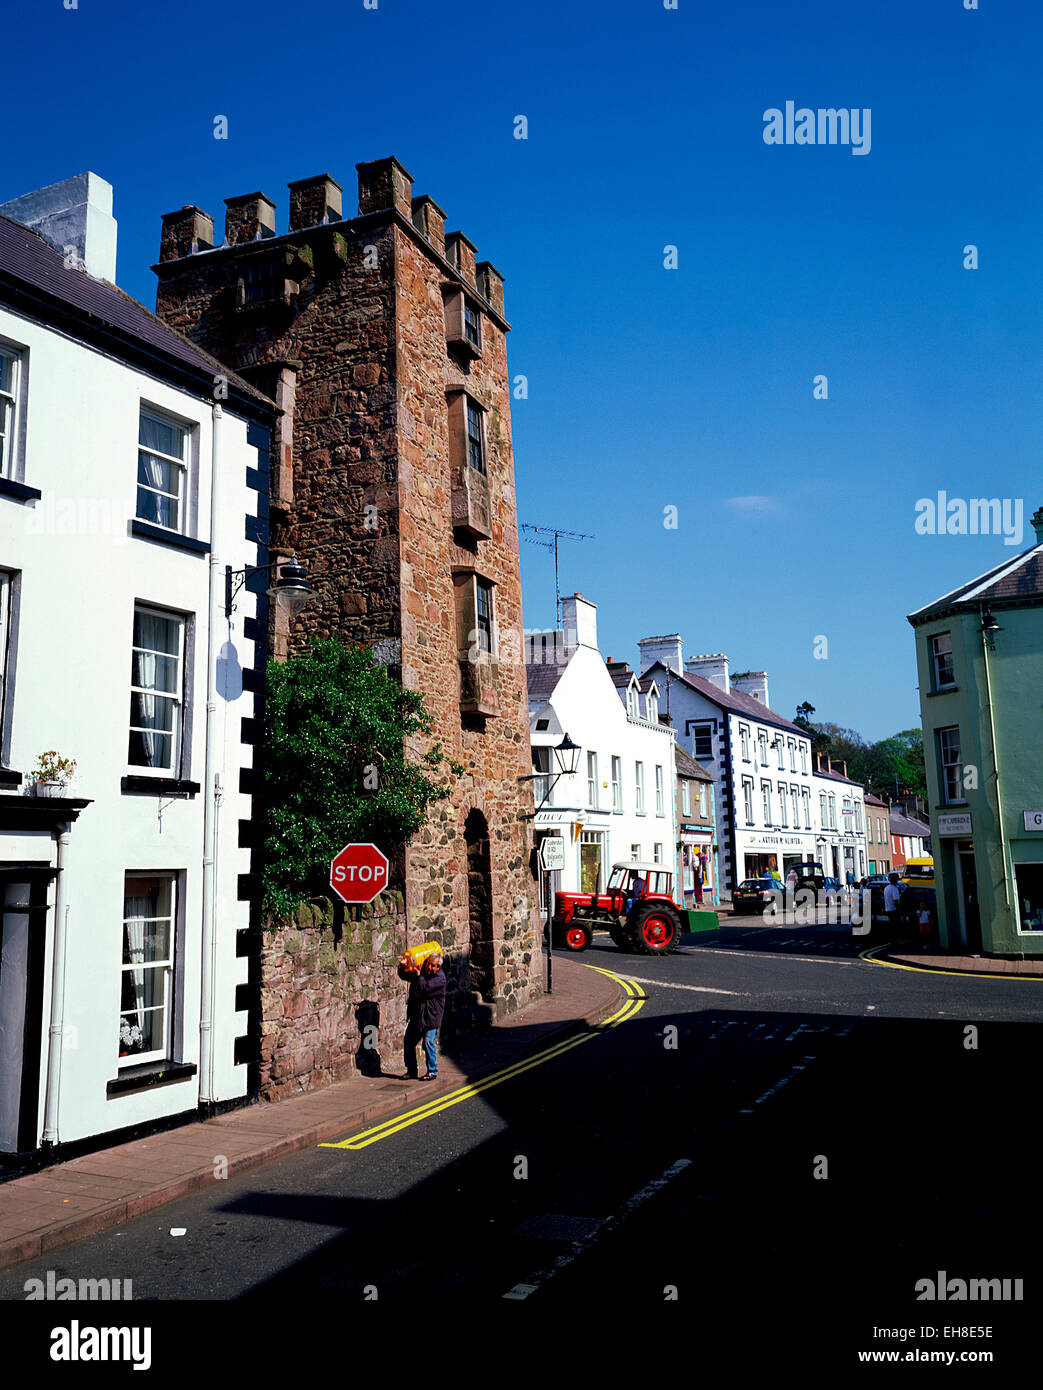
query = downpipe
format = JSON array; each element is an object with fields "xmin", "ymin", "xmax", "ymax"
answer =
[{"xmin": 41, "ymin": 823, "xmax": 71, "ymax": 1147}]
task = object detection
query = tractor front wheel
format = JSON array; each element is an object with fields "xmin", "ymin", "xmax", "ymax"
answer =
[
  {"xmin": 629, "ymin": 904, "xmax": 681, "ymax": 954},
  {"xmin": 563, "ymin": 923, "xmax": 593, "ymax": 952}
]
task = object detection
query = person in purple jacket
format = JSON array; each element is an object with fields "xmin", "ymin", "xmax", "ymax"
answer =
[{"xmin": 404, "ymin": 952, "xmax": 446, "ymax": 1080}]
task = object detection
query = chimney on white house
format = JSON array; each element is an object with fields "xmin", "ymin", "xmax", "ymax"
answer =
[
  {"xmin": 638, "ymin": 634, "xmax": 683, "ymax": 675},
  {"xmin": 560, "ymin": 593, "xmax": 598, "ymax": 650},
  {"xmin": 685, "ymin": 653, "xmax": 730, "ymax": 693},
  {"xmin": 0, "ymin": 172, "xmax": 117, "ymax": 281},
  {"xmin": 730, "ymin": 671, "xmax": 770, "ymax": 705}
]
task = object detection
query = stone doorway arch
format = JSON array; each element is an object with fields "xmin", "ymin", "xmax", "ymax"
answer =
[{"xmin": 465, "ymin": 809, "xmax": 495, "ymax": 999}]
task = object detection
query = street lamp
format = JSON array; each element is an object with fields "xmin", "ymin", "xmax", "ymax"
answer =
[
  {"xmin": 552, "ymin": 732, "xmax": 582, "ymax": 779},
  {"xmin": 225, "ymin": 552, "xmax": 319, "ymax": 618},
  {"xmin": 979, "ymin": 611, "xmax": 1003, "ymax": 652}
]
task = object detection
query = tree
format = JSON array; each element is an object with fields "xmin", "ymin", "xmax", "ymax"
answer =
[
  {"xmin": 794, "ymin": 701, "xmax": 833, "ymax": 757},
  {"xmin": 261, "ymin": 639, "xmax": 464, "ymax": 918}
]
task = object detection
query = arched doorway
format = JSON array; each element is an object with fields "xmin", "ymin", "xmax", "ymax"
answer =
[{"xmin": 465, "ymin": 809, "xmax": 495, "ymax": 999}]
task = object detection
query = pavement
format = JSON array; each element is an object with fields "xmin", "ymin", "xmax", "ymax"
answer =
[
  {"xmin": 0, "ymin": 956, "xmax": 622, "ymax": 1273},
  {"xmin": 870, "ymin": 942, "xmax": 1043, "ymax": 974}
]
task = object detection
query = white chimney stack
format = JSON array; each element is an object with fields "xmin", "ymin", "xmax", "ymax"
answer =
[
  {"xmin": 685, "ymin": 653, "xmax": 730, "ymax": 693},
  {"xmin": 560, "ymin": 593, "xmax": 598, "ymax": 650},
  {"xmin": 638, "ymin": 634, "xmax": 683, "ymax": 675},
  {"xmin": 730, "ymin": 671, "xmax": 769, "ymax": 705},
  {"xmin": 0, "ymin": 172, "xmax": 117, "ymax": 282}
]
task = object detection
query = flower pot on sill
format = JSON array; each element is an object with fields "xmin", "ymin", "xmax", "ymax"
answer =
[{"xmin": 36, "ymin": 780, "xmax": 66, "ymax": 798}]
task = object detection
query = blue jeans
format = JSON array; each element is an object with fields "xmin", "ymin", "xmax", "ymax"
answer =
[{"xmin": 404, "ymin": 1022, "xmax": 438, "ymax": 1075}]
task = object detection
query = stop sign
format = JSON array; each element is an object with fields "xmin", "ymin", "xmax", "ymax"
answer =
[{"xmin": 330, "ymin": 842, "xmax": 389, "ymax": 904}]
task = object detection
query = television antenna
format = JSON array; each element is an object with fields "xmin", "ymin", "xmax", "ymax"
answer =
[{"xmin": 519, "ymin": 523, "xmax": 594, "ymax": 627}]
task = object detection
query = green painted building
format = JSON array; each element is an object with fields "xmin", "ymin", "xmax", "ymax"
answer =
[{"xmin": 908, "ymin": 505, "xmax": 1043, "ymax": 956}]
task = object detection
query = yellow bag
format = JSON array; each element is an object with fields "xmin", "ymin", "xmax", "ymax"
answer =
[{"xmin": 397, "ymin": 940, "xmax": 443, "ymax": 975}]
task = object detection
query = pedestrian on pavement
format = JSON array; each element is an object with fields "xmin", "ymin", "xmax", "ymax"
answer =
[
  {"xmin": 694, "ymin": 865, "xmax": 704, "ymax": 906},
  {"xmin": 917, "ymin": 903, "xmax": 932, "ymax": 950},
  {"xmin": 404, "ymin": 951, "xmax": 446, "ymax": 1080},
  {"xmin": 883, "ymin": 873, "xmax": 902, "ymax": 929}
]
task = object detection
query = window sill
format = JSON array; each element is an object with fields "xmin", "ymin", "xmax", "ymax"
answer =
[
  {"xmin": 926, "ymin": 686, "xmax": 958, "ymax": 697},
  {"xmin": 107, "ymin": 1061, "xmax": 197, "ymax": 1097},
  {"xmin": 0, "ymin": 476, "xmax": 42, "ymax": 503},
  {"xmin": 0, "ymin": 768, "xmax": 22, "ymax": 789},
  {"xmin": 121, "ymin": 776, "xmax": 201, "ymax": 796},
  {"xmin": 130, "ymin": 519, "xmax": 210, "ymax": 555}
]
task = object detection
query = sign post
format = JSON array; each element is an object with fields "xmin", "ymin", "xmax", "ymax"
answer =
[
  {"xmin": 330, "ymin": 842, "xmax": 389, "ymax": 905},
  {"xmin": 539, "ymin": 835, "xmax": 565, "ymax": 995}
]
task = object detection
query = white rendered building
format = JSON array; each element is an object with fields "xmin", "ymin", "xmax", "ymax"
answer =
[
  {"xmin": 0, "ymin": 175, "xmax": 275, "ymax": 1157},
  {"xmin": 526, "ymin": 596, "xmax": 678, "ymax": 907}
]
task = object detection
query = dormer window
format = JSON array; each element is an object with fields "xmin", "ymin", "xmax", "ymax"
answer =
[
  {"xmin": 242, "ymin": 258, "xmax": 281, "ymax": 304},
  {"xmin": 627, "ymin": 685, "xmax": 639, "ymax": 718},
  {"xmin": 646, "ymin": 690, "xmax": 659, "ymax": 723}
]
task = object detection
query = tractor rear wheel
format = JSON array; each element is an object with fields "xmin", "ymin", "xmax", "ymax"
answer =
[
  {"xmin": 609, "ymin": 924, "xmax": 630, "ymax": 950},
  {"xmin": 629, "ymin": 903, "xmax": 681, "ymax": 954}
]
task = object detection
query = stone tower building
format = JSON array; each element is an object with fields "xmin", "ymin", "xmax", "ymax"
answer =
[{"xmin": 152, "ymin": 158, "xmax": 541, "ymax": 1049}]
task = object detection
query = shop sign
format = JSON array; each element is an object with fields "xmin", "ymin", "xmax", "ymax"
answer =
[
  {"xmin": 1024, "ymin": 810, "xmax": 1043, "ymax": 832},
  {"xmin": 937, "ymin": 812, "xmax": 973, "ymax": 836}
]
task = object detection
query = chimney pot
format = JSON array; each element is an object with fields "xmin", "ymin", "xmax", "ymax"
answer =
[
  {"xmin": 287, "ymin": 174, "xmax": 342, "ymax": 231},
  {"xmin": 356, "ymin": 157, "xmax": 414, "ymax": 217},
  {"xmin": 1033, "ymin": 505, "xmax": 1043, "ymax": 545},
  {"xmin": 224, "ymin": 192, "xmax": 276, "ymax": 246}
]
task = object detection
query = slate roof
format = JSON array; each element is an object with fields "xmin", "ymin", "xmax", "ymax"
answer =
[
  {"xmin": 865, "ymin": 792, "xmax": 890, "ymax": 808},
  {"xmin": 0, "ymin": 213, "xmax": 273, "ymax": 415},
  {"xmin": 525, "ymin": 660, "xmax": 567, "ymax": 701},
  {"xmin": 890, "ymin": 811, "xmax": 931, "ymax": 837},
  {"xmin": 908, "ymin": 540, "xmax": 1043, "ymax": 623},
  {"xmin": 675, "ymin": 746, "xmax": 714, "ymax": 781},
  {"xmin": 813, "ymin": 765, "xmax": 862, "ymax": 787},
  {"xmin": 608, "ymin": 669, "xmax": 637, "ymax": 690},
  {"xmin": 644, "ymin": 661, "xmax": 805, "ymax": 735}
]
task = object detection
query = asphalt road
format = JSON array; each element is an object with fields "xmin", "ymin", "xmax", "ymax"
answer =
[{"xmin": 3, "ymin": 921, "xmax": 1040, "ymax": 1362}]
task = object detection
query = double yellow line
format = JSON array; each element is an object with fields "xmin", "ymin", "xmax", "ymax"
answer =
[{"xmin": 320, "ymin": 966, "xmax": 645, "ymax": 1151}]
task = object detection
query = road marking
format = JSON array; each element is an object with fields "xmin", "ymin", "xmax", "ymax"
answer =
[
  {"xmin": 613, "ymin": 974, "xmax": 743, "ymax": 996},
  {"xmin": 502, "ymin": 1158, "xmax": 692, "ymax": 1300},
  {"xmin": 740, "ymin": 1055, "xmax": 817, "ymax": 1113},
  {"xmin": 320, "ymin": 968, "xmax": 646, "ymax": 1150},
  {"xmin": 859, "ymin": 943, "xmax": 1043, "ymax": 980},
  {"xmin": 697, "ymin": 947, "xmax": 862, "ymax": 967}
]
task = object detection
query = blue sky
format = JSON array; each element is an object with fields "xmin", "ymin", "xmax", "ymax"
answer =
[{"xmin": 7, "ymin": 0, "xmax": 1041, "ymax": 739}]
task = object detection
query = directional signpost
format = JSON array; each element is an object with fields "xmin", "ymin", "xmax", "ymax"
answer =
[
  {"xmin": 330, "ymin": 842, "xmax": 389, "ymax": 905},
  {"xmin": 539, "ymin": 835, "xmax": 565, "ymax": 994}
]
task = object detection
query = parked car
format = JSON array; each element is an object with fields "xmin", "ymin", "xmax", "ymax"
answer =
[
  {"xmin": 732, "ymin": 878, "xmax": 784, "ymax": 917},
  {"xmin": 822, "ymin": 876, "xmax": 843, "ymax": 902},
  {"xmin": 864, "ymin": 874, "xmax": 891, "ymax": 918}
]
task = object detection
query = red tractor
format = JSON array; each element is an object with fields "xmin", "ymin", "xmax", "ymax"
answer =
[{"xmin": 551, "ymin": 861, "xmax": 683, "ymax": 955}]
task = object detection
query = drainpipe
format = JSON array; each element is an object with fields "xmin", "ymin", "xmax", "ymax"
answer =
[
  {"xmin": 199, "ymin": 403, "xmax": 222, "ymax": 1106},
  {"xmin": 979, "ymin": 605, "xmax": 1012, "ymax": 915},
  {"xmin": 41, "ymin": 823, "xmax": 71, "ymax": 1146}
]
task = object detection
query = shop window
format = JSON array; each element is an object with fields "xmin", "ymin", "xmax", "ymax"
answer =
[{"xmin": 1015, "ymin": 864, "xmax": 1043, "ymax": 932}]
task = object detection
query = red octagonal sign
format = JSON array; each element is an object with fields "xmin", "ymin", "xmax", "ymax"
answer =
[{"xmin": 330, "ymin": 842, "xmax": 389, "ymax": 904}]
